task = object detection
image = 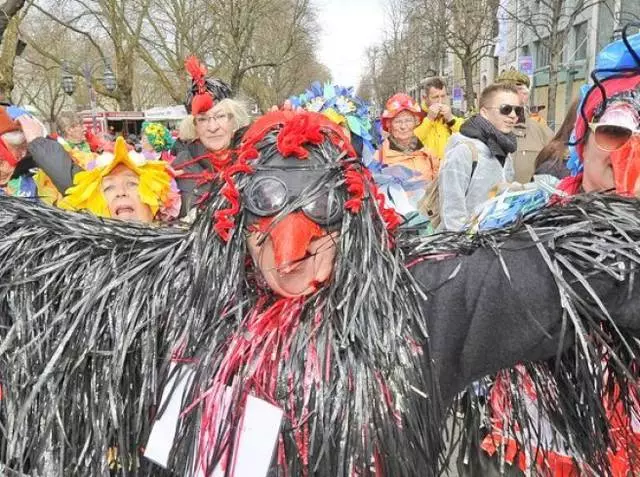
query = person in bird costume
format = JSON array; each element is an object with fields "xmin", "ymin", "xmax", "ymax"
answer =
[{"xmin": 0, "ymin": 107, "xmax": 639, "ymax": 477}]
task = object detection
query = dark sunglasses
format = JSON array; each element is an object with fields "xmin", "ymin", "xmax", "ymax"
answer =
[{"xmin": 495, "ymin": 104, "xmax": 524, "ymax": 117}]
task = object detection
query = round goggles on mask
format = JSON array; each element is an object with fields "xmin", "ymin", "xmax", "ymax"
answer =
[{"xmin": 244, "ymin": 175, "xmax": 344, "ymax": 225}]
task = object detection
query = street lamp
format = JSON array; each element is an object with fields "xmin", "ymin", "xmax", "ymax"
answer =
[
  {"xmin": 61, "ymin": 59, "xmax": 117, "ymax": 132},
  {"xmin": 61, "ymin": 62, "xmax": 76, "ymax": 96},
  {"xmin": 102, "ymin": 64, "xmax": 117, "ymax": 93}
]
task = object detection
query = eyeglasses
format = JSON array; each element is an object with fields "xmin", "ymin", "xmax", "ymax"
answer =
[
  {"xmin": 195, "ymin": 112, "xmax": 230, "ymax": 126},
  {"xmin": 391, "ymin": 118, "xmax": 417, "ymax": 127},
  {"xmin": 589, "ymin": 122, "xmax": 640, "ymax": 151},
  {"xmin": 487, "ymin": 104, "xmax": 524, "ymax": 117}
]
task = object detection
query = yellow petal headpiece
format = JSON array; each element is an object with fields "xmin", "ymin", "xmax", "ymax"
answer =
[{"xmin": 61, "ymin": 137, "xmax": 176, "ymax": 220}]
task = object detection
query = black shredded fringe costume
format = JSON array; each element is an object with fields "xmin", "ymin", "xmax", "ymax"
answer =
[{"xmin": 0, "ymin": 111, "xmax": 639, "ymax": 477}]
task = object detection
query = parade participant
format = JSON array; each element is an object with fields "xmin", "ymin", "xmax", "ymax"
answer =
[
  {"xmin": 55, "ymin": 111, "xmax": 92, "ymax": 153},
  {"xmin": 0, "ymin": 106, "xmax": 34, "ymax": 197},
  {"xmin": 0, "ymin": 110, "xmax": 639, "ymax": 476},
  {"xmin": 139, "ymin": 120, "xmax": 175, "ymax": 161},
  {"xmin": 60, "ymin": 136, "xmax": 180, "ymax": 223},
  {"xmin": 436, "ymin": 83, "xmax": 518, "ymax": 231},
  {"xmin": 376, "ymin": 93, "xmax": 439, "ymax": 182},
  {"xmin": 533, "ymin": 99, "xmax": 577, "ymax": 180},
  {"xmin": 371, "ymin": 93, "xmax": 440, "ymax": 225},
  {"xmin": 495, "ymin": 68, "xmax": 554, "ymax": 183},
  {"xmin": 172, "ymin": 56, "xmax": 250, "ymax": 216},
  {"xmin": 17, "ymin": 113, "xmax": 92, "ymax": 205},
  {"xmin": 414, "ymin": 77, "xmax": 464, "ymax": 160},
  {"xmin": 288, "ymin": 83, "xmax": 425, "ymax": 224}
]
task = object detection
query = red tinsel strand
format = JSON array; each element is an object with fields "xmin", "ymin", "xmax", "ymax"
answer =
[
  {"xmin": 172, "ymin": 151, "xmax": 233, "ymax": 186},
  {"xmin": 213, "ymin": 161, "xmax": 254, "ymax": 241},
  {"xmin": 375, "ymin": 371, "xmax": 402, "ymax": 426},
  {"xmin": 373, "ymin": 189, "xmax": 401, "ymax": 232},
  {"xmin": 343, "ymin": 168, "xmax": 366, "ymax": 213}
]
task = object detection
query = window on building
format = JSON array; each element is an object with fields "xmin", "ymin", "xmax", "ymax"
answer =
[
  {"xmin": 521, "ymin": 45, "xmax": 531, "ymax": 59},
  {"xmin": 573, "ymin": 21, "xmax": 588, "ymax": 61},
  {"xmin": 535, "ymin": 40, "xmax": 550, "ymax": 68}
]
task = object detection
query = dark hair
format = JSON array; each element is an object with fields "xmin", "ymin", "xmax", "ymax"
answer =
[
  {"xmin": 185, "ymin": 77, "xmax": 233, "ymax": 114},
  {"xmin": 533, "ymin": 98, "xmax": 579, "ymax": 179},
  {"xmin": 423, "ymin": 78, "xmax": 446, "ymax": 96},
  {"xmin": 479, "ymin": 83, "xmax": 519, "ymax": 108}
]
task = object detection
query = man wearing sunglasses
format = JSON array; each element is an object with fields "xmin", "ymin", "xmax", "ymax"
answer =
[
  {"xmin": 495, "ymin": 69, "xmax": 554, "ymax": 183},
  {"xmin": 438, "ymin": 83, "xmax": 520, "ymax": 231}
]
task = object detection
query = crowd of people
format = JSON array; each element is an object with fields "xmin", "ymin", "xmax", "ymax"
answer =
[
  {"xmin": 0, "ymin": 61, "xmax": 601, "ymax": 232},
  {"xmin": 0, "ymin": 28, "xmax": 639, "ymax": 477}
]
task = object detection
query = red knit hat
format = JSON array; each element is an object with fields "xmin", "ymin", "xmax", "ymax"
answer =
[
  {"xmin": 380, "ymin": 93, "xmax": 424, "ymax": 132},
  {"xmin": 0, "ymin": 107, "xmax": 20, "ymax": 136}
]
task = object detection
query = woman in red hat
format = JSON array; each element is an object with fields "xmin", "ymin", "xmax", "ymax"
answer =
[{"xmin": 375, "ymin": 93, "xmax": 440, "ymax": 182}]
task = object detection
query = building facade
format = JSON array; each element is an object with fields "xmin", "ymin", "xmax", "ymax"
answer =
[{"xmin": 495, "ymin": 0, "xmax": 640, "ymax": 127}]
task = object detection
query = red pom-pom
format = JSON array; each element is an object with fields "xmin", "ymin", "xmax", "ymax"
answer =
[{"xmin": 191, "ymin": 93, "xmax": 214, "ymax": 116}]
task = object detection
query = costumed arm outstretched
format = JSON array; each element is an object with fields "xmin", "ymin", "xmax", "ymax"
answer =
[
  {"xmin": 0, "ymin": 196, "xmax": 212, "ymax": 475},
  {"xmin": 409, "ymin": 195, "xmax": 640, "ymax": 470},
  {"xmin": 28, "ymin": 137, "xmax": 81, "ymax": 191},
  {"xmin": 412, "ymin": 196, "xmax": 640, "ymax": 398}
]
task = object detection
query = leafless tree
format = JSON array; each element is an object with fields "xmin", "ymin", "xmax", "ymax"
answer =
[
  {"xmin": 13, "ymin": 0, "xmax": 326, "ymax": 115},
  {"xmin": 13, "ymin": 56, "xmax": 71, "ymax": 125},
  {"xmin": 0, "ymin": 0, "xmax": 29, "ymax": 100},
  {"xmin": 415, "ymin": 0, "xmax": 499, "ymax": 108}
]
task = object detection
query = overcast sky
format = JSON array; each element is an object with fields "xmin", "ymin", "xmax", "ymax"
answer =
[{"xmin": 316, "ymin": 0, "xmax": 386, "ymax": 88}]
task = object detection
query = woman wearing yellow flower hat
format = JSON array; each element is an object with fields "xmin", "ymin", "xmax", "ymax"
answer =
[{"xmin": 62, "ymin": 136, "xmax": 181, "ymax": 223}]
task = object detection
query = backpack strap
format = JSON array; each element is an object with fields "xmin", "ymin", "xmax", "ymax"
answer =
[{"xmin": 460, "ymin": 140, "xmax": 479, "ymax": 194}]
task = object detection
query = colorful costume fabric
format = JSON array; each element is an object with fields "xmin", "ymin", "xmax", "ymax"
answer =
[
  {"xmin": 0, "ymin": 175, "xmax": 37, "ymax": 197},
  {"xmin": 141, "ymin": 121, "xmax": 175, "ymax": 155}
]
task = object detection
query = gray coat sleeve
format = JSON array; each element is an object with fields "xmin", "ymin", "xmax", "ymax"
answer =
[
  {"xmin": 411, "ymin": 236, "xmax": 640, "ymax": 404},
  {"xmin": 28, "ymin": 137, "xmax": 81, "ymax": 193},
  {"xmin": 438, "ymin": 143, "xmax": 474, "ymax": 231}
]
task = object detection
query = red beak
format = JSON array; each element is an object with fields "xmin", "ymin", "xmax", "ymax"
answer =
[
  {"xmin": 610, "ymin": 136, "xmax": 640, "ymax": 196},
  {"xmin": 256, "ymin": 212, "xmax": 324, "ymax": 269}
]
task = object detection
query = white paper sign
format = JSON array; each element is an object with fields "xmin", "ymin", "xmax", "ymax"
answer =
[
  {"xmin": 144, "ymin": 365, "xmax": 195, "ymax": 467},
  {"xmin": 144, "ymin": 367, "xmax": 283, "ymax": 477},
  {"xmin": 206, "ymin": 394, "xmax": 283, "ymax": 477}
]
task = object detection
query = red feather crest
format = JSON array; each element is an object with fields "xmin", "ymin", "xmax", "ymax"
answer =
[{"xmin": 185, "ymin": 56, "xmax": 208, "ymax": 94}]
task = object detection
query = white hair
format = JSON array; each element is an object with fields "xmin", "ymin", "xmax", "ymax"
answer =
[{"xmin": 179, "ymin": 98, "xmax": 251, "ymax": 143}]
